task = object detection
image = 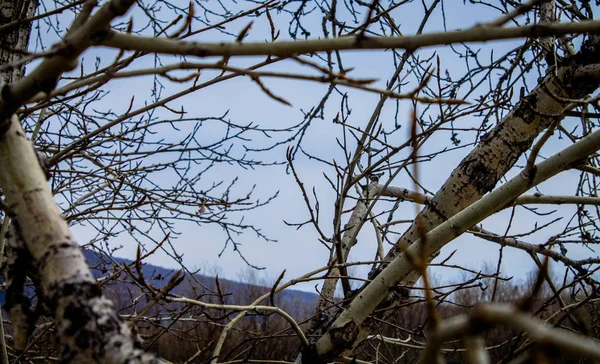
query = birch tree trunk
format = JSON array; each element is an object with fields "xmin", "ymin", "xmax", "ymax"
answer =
[
  {"xmin": 299, "ymin": 35, "xmax": 600, "ymax": 364},
  {"xmin": 376, "ymin": 35, "xmax": 600, "ymax": 288},
  {"xmin": 0, "ymin": 0, "xmax": 161, "ymax": 362},
  {"xmin": 2, "ymin": 0, "xmax": 600, "ymax": 362},
  {"xmin": 0, "ymin": 0, "xmax": 37, "ymax": 83}
]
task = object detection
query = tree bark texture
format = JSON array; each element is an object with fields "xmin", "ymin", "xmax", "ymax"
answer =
[
  {"xmin": 0, "ymin": 0, "xmax": 38, "ymax": 83},
  {"xmin": 306, "ymin": 36, "xmax": 600, "ymax": 361},
  {"xmin": 373, "ymin": 36, "xmax": 600, "ymax": 287},
  {"xmin": 0, "ymin": 0, "xmax": 161, "ymax": 362}
]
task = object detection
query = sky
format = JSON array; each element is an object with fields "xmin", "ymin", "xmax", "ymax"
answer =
[{"xmin": 24, "ymin": 0, "xmax": 600, "ymax": 294}]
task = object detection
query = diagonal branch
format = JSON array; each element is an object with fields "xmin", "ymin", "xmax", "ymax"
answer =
[
  {"xmin": 0, "ymin": 0, "xmax": 136, "ymax": 123},
  {"xmin": 307, "ymin": 119, "xmax": 600, "ymax": 361}
]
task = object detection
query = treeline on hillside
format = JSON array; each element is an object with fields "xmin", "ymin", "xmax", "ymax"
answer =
[
  {"xmin": 106, "ymin": 268, "xmax": 600, "ymax": 363},
  {"xmin": 4, "ymin": 261, "xmax": 597, "ymax": 363}
]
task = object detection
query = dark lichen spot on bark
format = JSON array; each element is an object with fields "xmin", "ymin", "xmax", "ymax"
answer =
[
  {"xmin": 52, "ymin": 40, "xmax": 78, "ymax": 61},
  {"xmin": 60, "ymin": 282, "xmax": 101, "ymax": 301},
  {"xmin": 512, "ymin": 93, "xmax": 539, "ymax": 124},
  {"xmin": 570, "ymin": 67, "xmax": 600, "ymax": 97},
  {"xmin": 390, "ymin": 284, "xmax": 409, "ymax": 299},
  {"xmin": 507, "ymin": 136, "xmax": 536, "ymax": 154},
  {"xmin": 459, "ymin": 157, "xmax": 499, "ymax": 196},
  {"xmin": 450, "ymin": 223, "xmax": 463, "ymax": 238},
  {"xmin": 523, "ymin": 165, "xmax": 537, "ymax": 184},
  {"xmin": 556, "ymin": 41, "xmax": 600, "ymax": 97},
  {"xmin": 478, "ymin": 128, "xmax": 495, "ymax": 144},
  {"xmin": 108, "ymin": 0, "xmax": 129, "ymax": 16},
  {"xmin": 329, "ymin": 320, "xmax": 359, "ymax": 350},
  {"xmin": 424, "ymin": 201, "xmax": 449, "ymax": 221},
  {"xmin": 60, "ymin": 282, "xmax": 107, "ymax": 349},
  {"xmin": 567, "ymin": 37, "xmax": 600, "ymax": 67},
  {"xmin": 194, "ymin": 48, "xmax": 209, "ymax": 57},
  {"xmin": 74, "ymin": 327, "xmax": 91, "ymax": 350},
  {"xmin": 63, "ymin": 303, "xmax": 88, "ymax": 337},
  {"xmin": 0, "ymin": 84, "xmax": 16, "ymax": 134},
  {"xmin": 38, "ymin": 242, "xmax": 61, "ymax": 268},
  {"xmin": 89, "ymin": 29, "xmax": 110, "ymax": 45},
  {"xmin": 479, "ymin": 121, "xmax": 508, "ymax": 147},
  {"xmin": 38, "ymin": 241, "xmax": 80, "ymax": 274},
  {"xmin": 354, "ymin": 34, "xmax": 369, "ymax": 47},
  {"xmin": 54, "ymin": 282, "xmax": 122, "ymax": 360}
]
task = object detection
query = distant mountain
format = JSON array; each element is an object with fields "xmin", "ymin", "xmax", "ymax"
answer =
[{"xmin": 82, "ymin": 249, "xmax": 319, "ymax": 319}]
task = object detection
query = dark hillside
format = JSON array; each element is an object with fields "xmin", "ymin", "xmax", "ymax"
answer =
[{"xmin": 82, "ymin": 249, "xmax": 319, "ymax": 319}]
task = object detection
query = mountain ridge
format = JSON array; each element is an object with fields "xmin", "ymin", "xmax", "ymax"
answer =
[{"xmin": 82, "ymin": 249, "xmax": 319, "ymax": 318}]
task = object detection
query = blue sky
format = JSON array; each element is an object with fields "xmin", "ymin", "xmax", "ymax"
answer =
[{"xmin": 25, "ymin": 0, "xmax": 600, "ymax": 293}]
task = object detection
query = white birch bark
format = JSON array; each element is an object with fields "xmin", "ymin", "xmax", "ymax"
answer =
[
  {"xmin": 0, "ymin": 0, "xmax": 162, "ymax": 361},
  {"xmin": 373, "ymin": 36, "xmax": 600, "ymax": 288},
  {"xmin": 540, "ymin": 0, "xmax": 556, "ymax": 65},
  {"xmin": 0, "ymin": 0, "xmax": 38, "ymax": 83},
  {"xmin": 303, "ymin": 34, "xmax": 600, "ymax": 364},
  {"xmin": 311, "ymin": 181, "xmax": 380, "ymax": 333},
  {"xmin": 307, "ymin": 118, "xmax": 600, "ymax": 361},
  {"xmin": 0, "ymin": 116, "xmax": 161, "ymax": 362}
]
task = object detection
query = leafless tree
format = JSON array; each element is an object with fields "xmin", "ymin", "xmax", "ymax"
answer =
[{"xmin": 2, "ymin": 0, "xmax": 600, "ymax": 363}]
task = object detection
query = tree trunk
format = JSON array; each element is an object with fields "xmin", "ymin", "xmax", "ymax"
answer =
[
  {"xmin": 375, "ymin": 36, "xmax": 600, "ymax": 287},
  {"xmin": 304, "ymin": 36, "xmax": 600, "ymax": 361},
  {"xmin": 0, "ymin": 1, "xmax": 161, "ymax": 362},
  {"xmin": 0, "ymin": 0, "xmax": 38, "ymax": 83}
]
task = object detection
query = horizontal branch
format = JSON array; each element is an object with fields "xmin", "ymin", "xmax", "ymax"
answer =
[
  {"xmin": 0, "ymin": 0, "xmax": 136, "ymax": 122},
  {"xmin": 379, "ymin": 185, "xmax": 600, "ymax": 207},
  {"xmin": 469, "ymin": 226, "xmax": 600, "ymax": 274},
  {"xmin": 211, "ymin": 259, "xmax": 383, "ymax": 361},
  {"xmin": 99, "ymin": 20, "xmax": 600, "ymax": 58},
  {"xmin": 168, "ymin": 296, "xmax": 309, "ymax": 348},
  {"xmin": 25, "ymin": 61, "xmax": 463, "ymax": 105},
  {"xmin": 514, "ymin": 194, "xmax": 600, "ymax": 205}
]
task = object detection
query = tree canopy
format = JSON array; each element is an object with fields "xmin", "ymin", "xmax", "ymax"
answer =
[{"xmin": 1, "ymin": 0, "xmax": 600, "ymax": 363}]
